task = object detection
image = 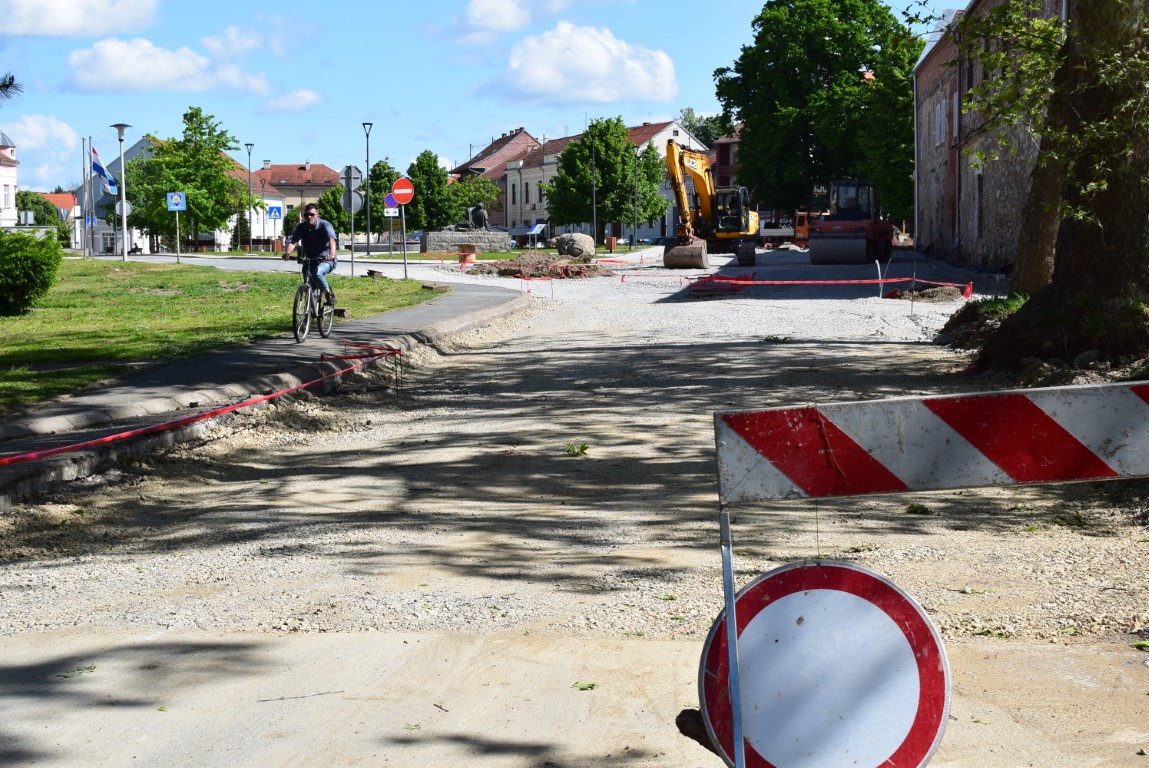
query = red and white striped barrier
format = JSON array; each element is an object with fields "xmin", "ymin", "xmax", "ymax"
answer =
[{"xmin": 715, "ymin": 381, "xmax": 1149, "ymax": 503}]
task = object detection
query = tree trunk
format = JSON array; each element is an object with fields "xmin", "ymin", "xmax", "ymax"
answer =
[
  {"xmin": 1009, "ymin": 147, "xmax": 1061, "ymax": 296},
  {"xmin": 977, "ymin": 1, "xmax": 1149, "ymax": 371}
]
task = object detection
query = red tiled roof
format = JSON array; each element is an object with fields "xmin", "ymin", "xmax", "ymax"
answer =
[
  {"xmin": 259, "ymin": 163, "xmax": 340, "ymax": 188},
  {"xmin": 627, "ymin": 121, "xmax": 674, "ymax": 147},
  {"xmin": 41, "ymin": 192, "xmax": 77, "ymax": 210},
  {"xmin": 451, "ymin": 128, "xmax": 539, "ymax": 178},
  {"xmin": 517, "ymin": 122, "xmax": 677, "ymax": 170}
]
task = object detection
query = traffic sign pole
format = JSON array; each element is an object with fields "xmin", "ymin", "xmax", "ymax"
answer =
[
  {"xmin": 400, "ymin": 204, "xmax": 408, "ymax": 279},
  {"xmin": 389, "ymin": 179, "xmax": 415, "ymax": 278},
  {"xmin": 167, "ymin": 193, "xmax": 187, "ymax": 264}
]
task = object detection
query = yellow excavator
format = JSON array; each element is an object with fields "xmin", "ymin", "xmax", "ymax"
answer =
[{"xmin": 663, "ymin": 139, "xmax": 759, "ymax": 269}]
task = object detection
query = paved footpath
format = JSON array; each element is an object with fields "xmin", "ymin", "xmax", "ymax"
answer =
[{"xmin": 0, "ymin": 255, "xmax": 531, "ymax": 509}]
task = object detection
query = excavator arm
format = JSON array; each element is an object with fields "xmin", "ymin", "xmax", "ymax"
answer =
[
  {"xmin": 664, "ymin": 139, "xmax": 760, "ymax": 268},
  {"xmin": 665, "ymin": 139, "xmax": 717, "ymax": 238},
  {"xmin": 663, "ymin": 139, "xmax": 714, "ymax": 268}
]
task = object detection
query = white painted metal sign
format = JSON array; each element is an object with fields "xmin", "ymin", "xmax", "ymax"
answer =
[
  {"xmin": 715, "ymin": 381, "xmax": 1149, "ymax": 504},
  {"xmin": 700, "ymin": 561, "xmax": 950, "ymax": 767}
]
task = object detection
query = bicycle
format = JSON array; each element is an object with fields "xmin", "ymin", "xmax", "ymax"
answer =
[{"xmin": 292, "ymin": 255, "xmax": 335, "ymax": 342}]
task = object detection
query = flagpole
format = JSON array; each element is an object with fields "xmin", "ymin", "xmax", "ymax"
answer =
[
  {"xmin": 80, "ymin": 138, "xmax": 87, "ymax": 257},
  {"xmin": 87, "ymin": 136, "xmax": 95, "ymax": 258}
]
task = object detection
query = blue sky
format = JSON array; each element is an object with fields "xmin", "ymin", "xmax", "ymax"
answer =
[{"xmin": 1, "ymin": 0, "xmax": 927, "ymax": 192}]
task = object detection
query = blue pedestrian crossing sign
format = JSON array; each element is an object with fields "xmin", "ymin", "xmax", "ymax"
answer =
[
  {"xmin": 166, "ymin": 192, "xmax": 187, "ymax": 211},
  {"xmin": 268, "ymin": 205, "xmax": 282, "ymax": 220}
]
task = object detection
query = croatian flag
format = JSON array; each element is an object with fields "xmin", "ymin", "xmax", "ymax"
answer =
[{"xmin": 92, "ymin": 146, "xmax": 117, "ymax": 195}]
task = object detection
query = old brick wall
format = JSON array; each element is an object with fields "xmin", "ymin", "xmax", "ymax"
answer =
[{"xmin": 914, "ymin": 0, "xmax": 1063, "ymax": 269}]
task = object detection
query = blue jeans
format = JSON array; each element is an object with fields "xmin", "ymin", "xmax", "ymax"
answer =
[{"xmin": 303, "ymin": 259, "xmax": 335, "ymax": 294}]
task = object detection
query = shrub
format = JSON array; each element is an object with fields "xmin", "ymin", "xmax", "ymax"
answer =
[{"xmin": 0, "ymin": 230, "xmax": 63, "ymax": 315}]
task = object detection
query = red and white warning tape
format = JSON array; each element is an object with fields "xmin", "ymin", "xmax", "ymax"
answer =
[{"xmin": 0, "ymin": 344, "xmax": 402, "ymax": 468}]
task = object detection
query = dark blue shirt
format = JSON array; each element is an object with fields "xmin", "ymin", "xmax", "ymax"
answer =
[{"xmin": 290, "ymin": 217, "xmax": 337, "ymax": 260}]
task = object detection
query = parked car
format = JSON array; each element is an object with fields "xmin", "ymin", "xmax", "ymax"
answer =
[{"xmin": 652, "ymin": 235, "xmax": 678, "ymax": 247}]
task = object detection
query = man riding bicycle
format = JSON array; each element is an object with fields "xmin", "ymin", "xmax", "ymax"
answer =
[{"xmin": 283, "ymin": 203, "xmax": 338, "ymax": 306}]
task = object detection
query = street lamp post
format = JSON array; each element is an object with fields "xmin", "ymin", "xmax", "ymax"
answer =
[
  {"xmin": 245, "ymin": 142, "xmax": 254, "ymax": 254},
  {"xmin": 590, "ymin": 134, "xmax": 597, "ymax": 245},
  {"xmin": 363, "ymin": 122, "xmax": 372, "ymax": 257},
  {"xmin": 111, "ymin": 123, "xmax": 130, "ymax": 261},
  {"xmin": 260, "ymin": 178, "xmax": 267, "ymax": 247},
  {"xmin": 632, "ymin": 145, "xmax": 639, "ymax": 252}
]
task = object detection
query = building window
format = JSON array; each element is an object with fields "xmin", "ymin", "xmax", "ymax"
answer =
[
  {"xmin": 2, "ymin": 184, "xmax": 8, "ymax": 209},
  {"xmin": 934, "ymin": 102, "xmax": 944, "ymax": 147},
  {"xmin": 511, "ymin": 184, "xmax": 517, "ymax": 205},
  {"xmin": 524, "ymin": 183, "xmax": 530, "ymax": 205},
  {"xmin": 952, "ymin": 92, "xmax": 959, "ymax": 139}
]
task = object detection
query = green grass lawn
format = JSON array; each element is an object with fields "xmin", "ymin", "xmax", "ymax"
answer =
[{"xmin": 0, "ymin": 258, "xmax": 442, "ymax": 416}]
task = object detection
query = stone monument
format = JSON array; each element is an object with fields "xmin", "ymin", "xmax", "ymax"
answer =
[{"xmin": 422, "ymin": 200, "xmax": 510, "ymax": 254}]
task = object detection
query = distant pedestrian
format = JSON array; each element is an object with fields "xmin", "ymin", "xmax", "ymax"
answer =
[{"xmin": 283, "ymin": 204, "xmax": 338, "ymax": 306}]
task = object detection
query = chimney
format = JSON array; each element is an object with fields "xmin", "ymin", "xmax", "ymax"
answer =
[
  {"xmin": 305, "ymin": 160, "xmax": 311, "ymax": 171},
  {"xmin": 263, "ymin": 160, "xmax": 270, "ymax": 171}
]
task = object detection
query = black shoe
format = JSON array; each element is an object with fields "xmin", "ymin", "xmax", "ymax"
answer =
[{"xmin": 325, "ymin": 291, "xmax": 336, "ymax": 306}]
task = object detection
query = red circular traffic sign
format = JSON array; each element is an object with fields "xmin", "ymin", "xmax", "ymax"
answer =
[
  {"xmin": 391, "ymin": 178, "xmax": 414, "ymax": 205},
  {"xmin": 700, "ymin": 561, "xmax": 950, "ymax": 767}
]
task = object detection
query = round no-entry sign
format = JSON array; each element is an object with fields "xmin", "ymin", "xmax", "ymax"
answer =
[
  {"xmin": 391, "ymin": 177, "xmax": 414, "ymax": 205},
  {"xmin": 700, "ymin": 561, "xmax": 950, "ymax": 767}
]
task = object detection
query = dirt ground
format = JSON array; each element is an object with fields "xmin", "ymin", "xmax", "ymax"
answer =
[{"xmin": 1, "ymin": 269, "xmax": 1147, "ymax": 767}]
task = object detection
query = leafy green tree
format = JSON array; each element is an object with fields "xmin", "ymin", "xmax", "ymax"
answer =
[
  {"xmin": 16, "ymin": 190, "xmax": 69, "ymax": 242},
  {"xmin": 0, "ymin": 72, "xmax": 21, "ymax": 103},
  {"xmin": 967, "ymin": 1, "xmax": 1149, "ymax": 371},
  {"xmin": 542, "ymin": 117, "xmax": 666, "ymax": 243},
  {"xmin": 228, "ymin": 210, "xmax": 251, "ymax": 249},
  {"xmin": 677, "ymin": 108, "xmax": 726, "ymax": 148},
  {"xmin": 0, "ymin": 230, "xmax": 62, "ymax": 315},
  {"xmin": 356, "ymin": 158, "xmax": 401, "ymax": 239},
  {"xmin": 445, "ymin": 175, "xmax": 502, "ymax": 226},
  {"xmin": 405, "ymin": 151, "xmax": 451, "ymax": 231},
  {"xmin": 315, "ymin": 185, "xmax": 351, "ymax": 235},
  {"xmin": 125, "ymin": 106, "xmax": 246, "ymax": 248},
  {"xmin": 715, "ymin": 0, "xmax": 923, "ymax": 218}
]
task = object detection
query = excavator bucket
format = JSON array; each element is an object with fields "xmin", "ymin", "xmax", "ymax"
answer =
[{"xmin": 663, "ymin": 239, "xmax": 709, "ymax": 269}]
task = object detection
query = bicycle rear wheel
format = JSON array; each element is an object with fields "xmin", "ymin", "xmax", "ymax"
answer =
[
  {"xmin": 292, "ymin": 283, "xmax": 311, "ymax": 342},
  {"xmin": 316, "ymin": 289, "xmax": 335, "ymax": 337}
]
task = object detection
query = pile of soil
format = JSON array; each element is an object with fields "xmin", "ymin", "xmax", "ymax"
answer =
[{"xmin": 466, "ymin": 252, "xmax": 614, "ymax": 279}]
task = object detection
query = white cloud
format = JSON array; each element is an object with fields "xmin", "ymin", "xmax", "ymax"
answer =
[
  {"xmin": 263, "ymin": 89, "xmax": 324, "ymax": 114},
  {"xmin": 66, "ymin": 38, "xmax": 269, "ymax": 94},
  {"xmin": 0, "ymin": 0, "xmax": 157, "ymax": 36},
  {"xmin": 465, "ymin": 0, "xmax": 531, "ymax": 32},
  {"xmin": 501, "ymin": 22, "xmax": 676, "ymax": 104},
  {"xmin": 202, "ymin": 27, "xmax": 262, "ymax": 60},
  {"xmin": 457, "ymin": 0, "xmax": 571, "ymax": 44},
  {"xmin": 5, "ymin": 115, "xmax": 81, "ymax": 190},
  {"xmin": 214, "ymin": 64, "xmax": 270, "ymax": 95}
]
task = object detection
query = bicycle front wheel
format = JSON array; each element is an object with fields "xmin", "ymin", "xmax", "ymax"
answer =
[
  {"xmin": 292, "ymin": 284, "xmax": 311, "ymax": 342},
  {"xmin": 317, "ymin": 290, "xmax": 335, "ymax": 338}
]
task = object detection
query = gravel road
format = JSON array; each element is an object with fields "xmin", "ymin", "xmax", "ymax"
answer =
[{"xmin": 1, "ymin": 249, "xmax": 1146, "ymax": 767}]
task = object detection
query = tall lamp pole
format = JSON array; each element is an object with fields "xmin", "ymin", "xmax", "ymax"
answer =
[
  {"xmin": 590, "ymin": 134, "xmax": 597, "ymax": 245},
  {"xmin": 111, "ymin": 123, "xmax": 130, "ymax": 261},
  {"xmin": 245, "ymin": 142, "xmax": 254, "ymax": 254},
  {"xmin": 632, "ymin": 145, "xmax": 639, "ymax": 252},
  {"xmin": 363, "ymin": 122, "xmax": 372, "ymax": 257}
]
